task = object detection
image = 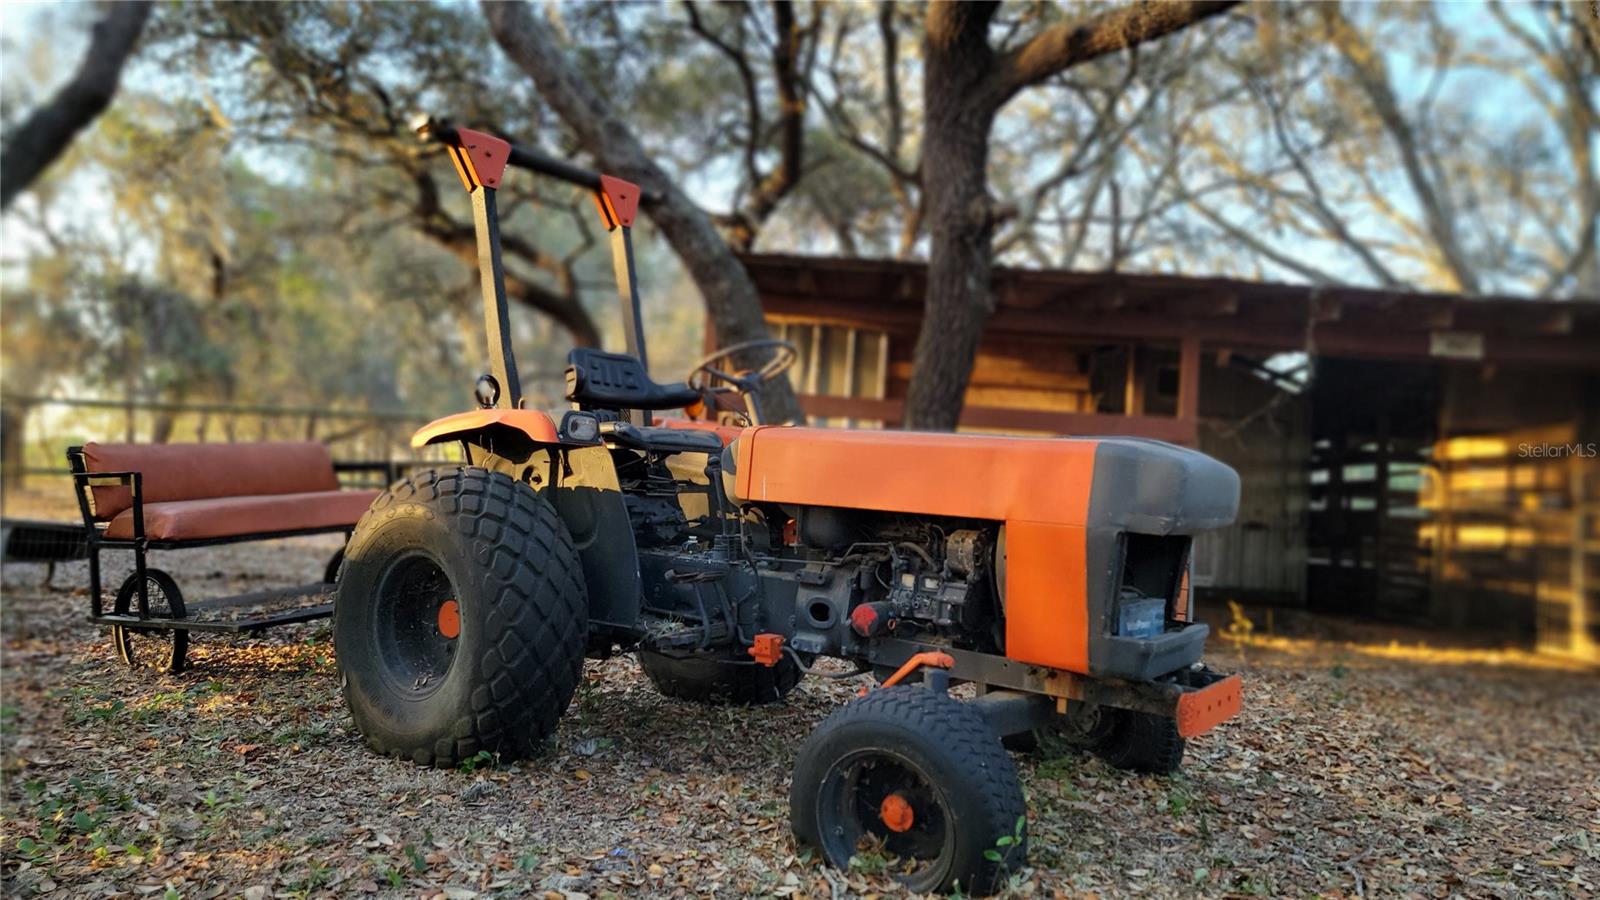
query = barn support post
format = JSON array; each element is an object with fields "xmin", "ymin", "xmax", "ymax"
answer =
[
  {"xmin": 1571, "ymin": 459, "xmax": 1593, "ymax": 661},
  {"xmin": 1178, "ymin": 337, "xmax": 1201, "ymax": 429}
]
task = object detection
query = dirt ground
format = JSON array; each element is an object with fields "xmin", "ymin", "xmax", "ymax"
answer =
[{"xmin": 2, "ymin": 497, "xmax": 1597, "ymax": 898}]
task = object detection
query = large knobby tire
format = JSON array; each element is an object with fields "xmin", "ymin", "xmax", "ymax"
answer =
[
  {"xmin": 1093, "ymin": 708, "xmax": 1187, "ymax": 774},
  {"xmin": 637, "ymin": 649, "xmax": 804, "ymax": 705},
  {"xmin": 791, "ymin": 686, "xmax": 1027, "ymax": 896},
  {"xmin": 335, "ymin": 467, "xmax": 587, "ymax": 768}
]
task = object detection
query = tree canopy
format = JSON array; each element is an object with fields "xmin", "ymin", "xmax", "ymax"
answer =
[{"xmin": 1, "ymin": 1, "xmax": 1592, "ymax": 428}]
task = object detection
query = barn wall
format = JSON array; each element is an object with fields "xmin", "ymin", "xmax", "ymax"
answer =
[{"xmin": 1193, "ymin": 361, "xmax": 1309, "ymax": 603}]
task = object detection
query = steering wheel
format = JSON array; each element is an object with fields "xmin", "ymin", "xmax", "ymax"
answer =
[{"xmin": 686, "ymin": 338, "xmax": 798, "ymax": 425}]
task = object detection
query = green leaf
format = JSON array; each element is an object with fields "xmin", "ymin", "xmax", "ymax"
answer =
[{"xmin": 983, "ymin": 849, "xmax": 1002, "ymax": 862}]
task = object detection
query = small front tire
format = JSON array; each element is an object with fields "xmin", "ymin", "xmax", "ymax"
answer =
[
  {"xmin": 790, "ymin": 686, "xmax": 1027, "ymax": 896},
  {"xmin": 1093, "ymin": 708, "xmax": 1186, "ymax": 774}
]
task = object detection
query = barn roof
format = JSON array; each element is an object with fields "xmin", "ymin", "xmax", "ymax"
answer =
[{"xmin": 740, "ymin": 253, "xmax": 1600, "ymax": 369}]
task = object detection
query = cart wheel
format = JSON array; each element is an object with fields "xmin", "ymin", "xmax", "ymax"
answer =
[
  {"xmin": 790, "ymin": 686, "xmax": 1026, "ymax": 896},
  {"xmin": 323, "ymin": 547, "xmax": 345, "ymax": 585},
  {"xmin": 112, "ymin": 569, "xmax": 189, "ymax": 675}
]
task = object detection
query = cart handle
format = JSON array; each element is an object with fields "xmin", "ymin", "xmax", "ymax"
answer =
[{"xmin": 65, "ymin": 462, "xmax": 144, "ymax": 540}]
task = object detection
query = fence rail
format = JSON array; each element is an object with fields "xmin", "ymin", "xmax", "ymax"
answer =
[{"xmin": 1, "ymin": 394, "xmax": 445, "ymax": 493}]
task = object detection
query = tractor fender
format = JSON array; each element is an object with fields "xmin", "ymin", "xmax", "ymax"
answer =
[
  {"xmin": 411, "ymin": 408, "xmax": 566, "ymax": 457},
  {"xmin": 411, "ymin": 408, "xmax": 644, "ymax": 644}
]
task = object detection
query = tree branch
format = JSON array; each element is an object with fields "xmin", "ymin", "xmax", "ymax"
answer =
[
  {"xmin": 1, "ymin": 0, "xmax": 154, "ymax": 209},
  {"xmin": 684, "ymin": 2, "xmax": 764, "ymax": 188},
  {"xmin": 990, "ymin": 0, "xmax": 1239, "ymax": 105}
]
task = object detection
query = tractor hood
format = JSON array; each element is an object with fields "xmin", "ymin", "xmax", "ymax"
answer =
[
  {"xmin": 732, "ymin": 425, "xmax": 1240, "ymax": 676},
  {"xmin": 732, "ymin": 426, "xmax": 1239, "ymax": 532}
]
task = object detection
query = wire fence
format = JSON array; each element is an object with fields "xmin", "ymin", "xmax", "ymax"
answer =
[{"xmin": 1, "ymin": 395, "xmax": 451, "ymax": 515}]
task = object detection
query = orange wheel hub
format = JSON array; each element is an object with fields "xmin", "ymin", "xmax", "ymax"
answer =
[
  {"xmin": 879, "ymin": 792, "xmax": 914, "ymax": 833},
  {"xmin": 437, "ymin": 600, "xmax": 460, "ymax": 639}
]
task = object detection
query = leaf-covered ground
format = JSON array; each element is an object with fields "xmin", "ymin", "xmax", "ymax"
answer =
[{"xmin": 2, "ymin": 518, "xmax": 1597, "ymax": 898}]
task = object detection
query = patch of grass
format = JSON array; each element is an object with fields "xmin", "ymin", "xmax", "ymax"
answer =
[
  {"xmin": 69, "ymin": 697, "xmax": 126, "ymax": 725},
  {"xmin": 1168, "ymin": 788, "xmax": 1192, "ymax": 816},
  {"xmin": 1231, "ymin": 870, "xmax": 1275, "ymax": 895},
  {"xmin": 1035, "ymin": 752, "xmax": 1086, "ymax": 790},
  {"xmin": 847, "ymin": 848, "xmax": 890, "ymax": 876},
  {"xmin": 285, "ymin": 860, "xmax": 331, "ymax": 897},
  {"xmin": 272, "ymin": 722, "xmax": 331, "ymax": 747},
  {"xmin": 378, "ymin": 865, "xmax": 405, "ymax": 889},
  {"xmin": 457, "ymin": 749, "xmax": 496, "ymax": 774},
  {"xmin": 9, "ymin": 774, "xmax": 141, "ymax": 863},
  {"xmin": 402, "ymin": 843, "xmax": 428, "ymax": 874}
]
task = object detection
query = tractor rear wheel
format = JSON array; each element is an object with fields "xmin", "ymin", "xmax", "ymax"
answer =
[
  {"xmin": 790, "ymin": 686, "xmax": 1027, "ymax": 896},
  {"xmin": 637, "ymin": 649, "xmax": 804, "ymax": 705},
  {"xmin": 1092, "ymin": 708, "xmax": 1186, "ymax": 774},
  {"xmin": 335, "ymin": 467, "xmax": 587, "ymax": 768},
  {"xmin": 1015, "ymin": 703, "xmax": 1186, "ymax": 775}
]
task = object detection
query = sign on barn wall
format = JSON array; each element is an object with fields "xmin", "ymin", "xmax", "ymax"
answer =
[{"xmin": 1429, "ymin": 331, "xmax": 1485, "ymax": 361}]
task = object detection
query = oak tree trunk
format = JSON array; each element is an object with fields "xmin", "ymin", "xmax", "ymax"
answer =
[
  {"xmin": 904, "ymin": 1, "xmax": 1239, "ymax": 430},
  {"xmin": 905, "ymin": 8, "xmax": 1003, "ymax": 430}
]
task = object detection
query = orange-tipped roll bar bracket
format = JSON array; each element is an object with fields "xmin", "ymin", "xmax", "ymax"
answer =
[
  {"xmin": 595, "ymin": 174, "xmax": 640, "ymax": 228},
  {"xmin": 446, "ymin": 128, "xmax": 511, "ymax": 191}
]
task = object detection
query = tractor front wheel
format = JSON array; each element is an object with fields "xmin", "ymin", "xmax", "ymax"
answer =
[
  {"xmin": 335, "ymin": 467, "xmax": 588, "ymax": 768},
  {"xmin": 790, "ymin": 686, "xmax": 1027, "ymax": 896}
]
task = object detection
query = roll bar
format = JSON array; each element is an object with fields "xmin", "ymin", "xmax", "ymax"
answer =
[
  {"xmin": 417, "ymin": 116, "xmax": 622, "ymax": 194},
  {"xmin": 413, "ymin": 116, "xmax": 652, "ymax": 423}
]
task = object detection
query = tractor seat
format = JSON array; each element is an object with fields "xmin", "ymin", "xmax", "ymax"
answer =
[{"xmin": 566, "ymin": 348, "xmax": 701, "ymax": 411}]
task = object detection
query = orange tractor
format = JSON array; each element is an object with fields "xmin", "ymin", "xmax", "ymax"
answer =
[{"xmin": 336, "ymin": 120, "xmax": 1243, "ymax": 894}]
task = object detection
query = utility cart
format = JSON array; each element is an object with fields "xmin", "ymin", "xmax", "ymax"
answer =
[{"xmin": 67, "ymin": 441, "xmax": 393, "ymax": 673}]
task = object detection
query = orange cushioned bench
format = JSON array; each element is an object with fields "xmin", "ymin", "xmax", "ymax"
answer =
[{"xmin": 79, "ymin": 442, "xmax": 381, "ymax": 541}]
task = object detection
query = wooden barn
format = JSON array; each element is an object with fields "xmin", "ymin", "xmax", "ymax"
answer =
[{"xmin": 730, "ymin": 253, "xmax": 1600, "ymax": 662}]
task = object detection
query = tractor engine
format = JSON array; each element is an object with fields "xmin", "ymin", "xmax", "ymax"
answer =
[
  {"xmin": 774, "ymin": 509, "xmax": 1001, "ymax": 657},
  {"xmin": 622, "ymin": 450, "xmax": 1004, "ymax": 660}
]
